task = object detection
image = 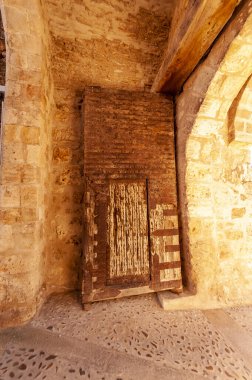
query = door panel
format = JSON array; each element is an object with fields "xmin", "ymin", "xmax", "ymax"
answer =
[
  {"xmin": 107, "ymin": 180, "xmax": 150, "ymax": 286},
  {"xmin": 82, "ymin": 87, "xmax": 182, "ymax": 305}
]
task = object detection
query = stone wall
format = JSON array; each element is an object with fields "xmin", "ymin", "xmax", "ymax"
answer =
[
  {"xmin": 0, "ymin": 0, "xmax": 53, "ymax": 327},
  {"xmin": 44, "ymin": 0, "xmax": 175, "ymax": 293},
  {"xmin": 1, "ymin": 0, "xmax": 251, "ymax": 327},
  {"xmin": 176, "ymin": 1, "xmax": 252, "ymax": 307}
]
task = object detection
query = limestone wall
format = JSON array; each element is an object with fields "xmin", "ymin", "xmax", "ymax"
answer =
[
  {"xmin": 1, "ymin": 0, "xmax": 251, "ymax": 327},
  {"xmin": 176, "ymin": 1, "xmax": 252, "ymax": 307},
  {"xmin": 0, "ymin": 0, "xmax": 53, "ymax": 327},
  {"xmin": 0, "ymin": 0, "xmax": 175, "ymax": 325}
]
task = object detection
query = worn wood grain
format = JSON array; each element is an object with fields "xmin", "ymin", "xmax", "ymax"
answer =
[
  {"xmin": 152, "ymin": 0, "xmax": 241, "ymax": 93},
  {"xmin": 108, "ymin": 181, "xmax": 149, "ymax": 281}
]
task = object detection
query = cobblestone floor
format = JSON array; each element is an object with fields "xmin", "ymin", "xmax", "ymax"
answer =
[{"xmin": 0, "ymin": 292, "xmax": 252, "ymax": 379}]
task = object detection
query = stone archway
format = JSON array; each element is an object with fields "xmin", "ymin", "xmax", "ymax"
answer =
[
  {"xmin": 0, "ymin": 0, "xmax": 53, "ymax": 327},
  {"xmin": 175, "ymin": 3, "xmax": 252, "ymax": 309}
]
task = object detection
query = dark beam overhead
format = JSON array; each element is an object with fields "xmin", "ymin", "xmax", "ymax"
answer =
[{"xmin": 152, "ymin": 0, "xmax": 241, "ymax": 94}]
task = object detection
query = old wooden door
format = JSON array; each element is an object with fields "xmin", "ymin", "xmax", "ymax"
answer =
[
  {"xmin": 82, "ymin": 87, "xmax": 182, "ymax": 305},
  {"xmin": 107, "ymin": 180, "xmax": 150, "ymax": 287}
]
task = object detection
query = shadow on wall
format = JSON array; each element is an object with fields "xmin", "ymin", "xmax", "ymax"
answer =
[{"xmin": 228, "ymin": 75, "xmax": 252, "ymax": 145}]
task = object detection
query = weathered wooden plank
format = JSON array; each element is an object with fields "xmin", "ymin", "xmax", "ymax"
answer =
[
  {"xmin": 152, "ymin": 0, "xmax": 241, "ymax": 93},
  {"xmin": 152, "ymin": 228, "xmax": 179, "ymax": 236},
  {"xmin": 165, "ymin": 244, "xmax": 180, "ymax": 252},
  {"xmin": 163, "ymin": 209, "xmax": 178, "ymax": 216},
  {"xmin": 108, "ymin": 181, "xmax": 150, "ymax": 281},
  {"xmin": 159, "ymin": 261, "xmax": 181, "ymax": 270},
  {"xmin": 82, "ymin": 280, "xmax": 183, "ymax": 303}
]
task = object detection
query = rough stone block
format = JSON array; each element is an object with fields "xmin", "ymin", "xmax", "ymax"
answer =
[
  {"xmin": 0, "ymin": 224, "xmax": 14, "ymax": 253},
  {"xmin": 53, "ymin": 146, "xmax": 72, "ymax": 162},
  {"xmin": 1, "ymin": 245, "xmax": 40, "ymax": 273},
  {"xmin": 0, "ymin": 164, "xmax": 22, "ymax": 184},
  {"xmin": 55, "ymin": 166, "xmax": 83, "ymax": 186},
  {"xmin": 26, "ymin": 145, "xmax": 40, "ymax": 164},
  {"xmin": 21, "ymin": 208, "xmax": 38, "ymax": 222},
  {"xmin": 21, "ymin": 185, "xmax": 38, "ymax": 208},
  {"xmin": 0, "ymin": 208, "xmax": 21, "ymax": 224},
  {"xmin": 13, "ymin": 232, "xmax": 36, "ymax": 250},
  {"xmin": 221, "ymin": 42, "xmax": 252, "ymax": 74},
  {"xmin": 21, "ymin": 126, "xmax": 40, "ymax": 145},
  {"xmin": 3, "ymin": 124, "xmax": 21, "ymax": 142},
  {"xmin": 0, "ymin": 270, "xmax": 42, "ymax": 304},
  {"xmin": 0, "ymin": 185, "xmax": 20, "ymax": 207},
  {"xmin": 2, "ymin": 142, "xmax": 24, "ymax": 164},
  {"xmin": 232, "ymin": 207, "xmax": 246, "ymax": 218},
  {"xmin": 21, "ymin": 164, "xmax": 40, "ymax": 184},
  {"xmin": 186, "ymin": 162, "xmax": 212, "ymax": 182},
  {"xmin": 4, "ymin": 6, "xmax": 28, "ymax": 32},
  {"xmin": 225, "ymin": 230, "xmax": 243, "ymax": 240},
  {"xmin": 9, "ymin": 33, "xmax": 42, "ymax": 56},
  {"xmin": 192, "ymin": 118, "xmax": 223, "ymax": 137},
  {"xmin": 186, "ymin": 139, "xmax": 201, "ymax": 160}
]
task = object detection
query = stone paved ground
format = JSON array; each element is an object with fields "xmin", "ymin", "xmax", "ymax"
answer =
[{"xmin": 0, "ymin": 292, "xmax": 252, "ymax": 380}]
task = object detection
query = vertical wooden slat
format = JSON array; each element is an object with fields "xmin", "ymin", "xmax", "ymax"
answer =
[{"xmin": 108, "ymin": 180, "xmax": 150, "ymax": 283}]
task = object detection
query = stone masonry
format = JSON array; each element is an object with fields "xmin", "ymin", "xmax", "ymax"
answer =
[
  {"xmin": 0, "ymin": 0, "xmax": 252, "ymax": 327},
  {"xmin": 176, "ymin": 1, "xmax": 252, "ymax": 307},
  {"xmin": 0, "ymin": 0, "xmax": 54, "ymax": 327}
]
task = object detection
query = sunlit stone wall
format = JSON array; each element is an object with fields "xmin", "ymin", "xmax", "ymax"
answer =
[
  {"xmin": 0, "ymin": 0, "xmax": 54, "ymax": 327},
  {"xmin": 176, "ymin": 3, "xmax": 252, "ymax": 307}
]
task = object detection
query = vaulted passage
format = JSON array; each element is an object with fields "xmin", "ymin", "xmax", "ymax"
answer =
[{"xmin": 0, "ymin": 0, "xmax": 251, "ymax": 331}]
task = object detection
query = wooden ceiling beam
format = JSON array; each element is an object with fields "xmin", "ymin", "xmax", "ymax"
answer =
[{"xmin": 151, "ymin": 0, "xmax": 241, "ymax": 94}]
